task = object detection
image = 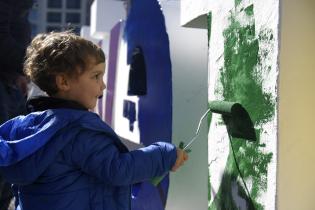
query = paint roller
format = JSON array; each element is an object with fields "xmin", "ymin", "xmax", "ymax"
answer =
[{"xmin": 150, "ymin": 100, "xmax": 256, "ymax": 186}]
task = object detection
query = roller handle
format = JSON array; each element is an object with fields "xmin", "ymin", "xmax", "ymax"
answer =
[{"xmin": 150, "ymin": 142, "xmax": 191, "ymax": 186}]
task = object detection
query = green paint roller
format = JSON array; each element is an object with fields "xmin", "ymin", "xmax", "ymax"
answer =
[
  {"xmin": 150, "ymin": 101, "xmax": 256, "ymax": 186},
  {"xmin": 208, "ymin": 100, "xmax": 256, "ymax": 141}
]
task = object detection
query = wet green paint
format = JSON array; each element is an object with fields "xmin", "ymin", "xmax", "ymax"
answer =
[
  {"xmin": 209, "ymin": 2, "xmax": 275, "ymax": 210},
  {"xmin": 244, "ymin": 5, "xmax": 254, "ymax": 16},
  {"xmin": 235, "ymin": 0, "xmax": 242, "ymax": 6}
]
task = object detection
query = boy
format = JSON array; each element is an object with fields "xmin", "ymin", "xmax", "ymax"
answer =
[{"xmin": 0, "ymin": 32, "xmax": 188, "ymax": 210}]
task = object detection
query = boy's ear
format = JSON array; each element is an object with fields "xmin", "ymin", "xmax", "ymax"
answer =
[{"xmin": 55, "ymin": 74, "xmax": 71, "ymax": 91}]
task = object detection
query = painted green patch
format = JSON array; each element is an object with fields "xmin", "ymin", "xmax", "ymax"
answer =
[
  {"xmin": 244, "ymin": 5, "xmax": 254, "ymax": 16},
  {"xmin": 209, "ymin": 3, "xmax": 275, "ymax": 210},
  {"xmin": 208, "ymin": 172, "xmax": 212, "ymax": 203},
  {"xmin": 235, "ymin": 0, "xmax": 242, "ymax": 6}
]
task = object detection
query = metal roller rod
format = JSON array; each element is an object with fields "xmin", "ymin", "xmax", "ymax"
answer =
[{"xmin": 183, "ymin": 108, "xmax": 211, "ymax": 150}]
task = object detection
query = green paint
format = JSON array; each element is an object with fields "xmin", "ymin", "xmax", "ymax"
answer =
[
  {"xmin": 244, "ymin": 5, "xmax": 254, "ymax": 16},
  {"xmin": 209, "ymin": 2, "xmax": 275, "ymax": 210},
  {"xmin": 235, "ymin": 0, "xmax": 242, "ymax": 6}
]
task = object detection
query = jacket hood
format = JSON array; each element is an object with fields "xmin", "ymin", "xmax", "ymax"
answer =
[
  {"xmin": 0, "ymin": 108, "xmax": 117, "ymax": 185},
  {"xmin": 0, "ymin": 110, "xmax": 71, "ymax": 166}
]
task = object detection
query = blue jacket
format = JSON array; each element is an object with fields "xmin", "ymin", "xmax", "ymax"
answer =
[{"xmin": 0, "ymin": 109, "xmax": 177, "ymax": 210}]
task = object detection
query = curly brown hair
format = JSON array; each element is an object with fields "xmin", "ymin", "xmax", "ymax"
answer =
[{"xmin": 24, "ymin": 31, "xmax": 105, "ymax": 95}]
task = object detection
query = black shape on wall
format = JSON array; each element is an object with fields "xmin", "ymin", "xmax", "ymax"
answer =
[
  {"xmin": 127, "ymin": 46, "xmax": 147, "ymax": 96},
  {"xmin": 123, "ymin": 100, "xmax": 136, "ymax": 131}
]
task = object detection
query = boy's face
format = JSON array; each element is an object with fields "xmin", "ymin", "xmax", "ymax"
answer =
[{"xmin": 59, "ymin": 61, "xmax": 106, "ymax": 110}]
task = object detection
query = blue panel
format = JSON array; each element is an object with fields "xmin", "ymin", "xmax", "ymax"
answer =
[
  {"xmin": 124, "ymin": 0, "xmax": 172, "ymax": 209},
  {"xmin": 123, "ymin": 100, "xmax": 136, "ymax": 131}
]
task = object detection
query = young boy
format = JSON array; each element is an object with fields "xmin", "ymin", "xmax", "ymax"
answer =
[{"xmin": 0, "ymin": 32, "xmax": 188, "ymax": 210}]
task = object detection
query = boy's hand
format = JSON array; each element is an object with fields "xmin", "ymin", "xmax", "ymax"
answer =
[{"xmin": 171, "ymin": 148, "xmax": 189, "ymax": 172}]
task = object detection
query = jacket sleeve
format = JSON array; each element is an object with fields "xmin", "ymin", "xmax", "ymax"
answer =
[{"xmin": 69, "ymin": 130, "xmax": 177, "ymax": 186}]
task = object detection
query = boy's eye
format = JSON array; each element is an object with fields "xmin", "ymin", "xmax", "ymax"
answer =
[{"xmin": 94, "ymin": 74, "xmax": 100, "ymax": 79}]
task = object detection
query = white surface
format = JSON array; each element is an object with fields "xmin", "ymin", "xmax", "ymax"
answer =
[
  {"xmin": 90, "ymin": 0, "xmax": 126, "ymax": 39},
  {"xmin": 206, "ymin": 0, "xmax": 278, "ymax": 209},
  {"xmin": 159, "ymin": 1, "xmax": 208, "ymax": 210},
  {"xmin": 112, "ymin": 39, "xmax": 141, "ymax": 144},
  {"xmin": 180, "ymin": 0, "xmax": 210, "ymax": 27},
  {"xmin": 80, "ymin": 26, "xmax": 100, "ymax": 45},
  {"xmin": 253, "ymin": 1, "xmax": 279, "ymax": 209}
]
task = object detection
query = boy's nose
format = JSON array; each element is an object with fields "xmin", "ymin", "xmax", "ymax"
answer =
[{"xmin": 102, "ymin": 80, "xmax": 106, "ymax": 90}]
